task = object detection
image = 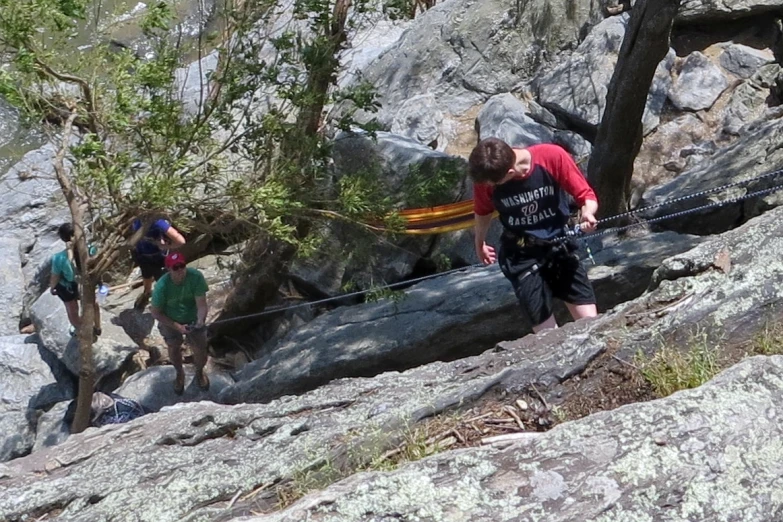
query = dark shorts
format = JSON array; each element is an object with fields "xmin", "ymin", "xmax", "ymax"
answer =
[
  {"xmin": 499, "ymin": 239, "xmax": 595, "ymax": 326},
  {"xmin": 55, "ymin": 282, "xmax": 79, "ymax": 303},
  {"xmin": 132, "ymin": 250, "xmax": 165, "ymax": 280}
]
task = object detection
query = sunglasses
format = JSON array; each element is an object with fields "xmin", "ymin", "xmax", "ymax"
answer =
[{"xmin": 171, "ymin": 264, "xmax": 186, "ymax": 271}]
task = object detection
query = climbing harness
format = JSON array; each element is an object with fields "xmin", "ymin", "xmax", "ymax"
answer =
[{"xmin": 205, "ymin": 166, "xmax": 783, "ymax": 327}]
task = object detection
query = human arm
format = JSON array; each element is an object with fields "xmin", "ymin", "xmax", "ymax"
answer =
[
  {"xmin": 165, "ymin": 226, "xmax": 186, "ymax": 249},
  {"xmin": 50, "ymin": 273, "xmax": 60, "ymax": 294},
  {"xmin": 150, "ymin": 305, "xmax": 188, "ymax": 334},
  {"xmin": 195, "ymin": 296, "xmax": 208, "ymax": 328},
  {"xmin": 472, "ymin": 184, "xmax": 497, "ymax": 265},
  {"xmin": 579, "ymin": 199, "xmax": 599, "ymax": 232},
  {"xmin": 474, "ymin": 213, "xmax": 497, "ymax": 265}
]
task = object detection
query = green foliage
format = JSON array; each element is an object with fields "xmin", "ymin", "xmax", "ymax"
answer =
[
  {"xmin": 635, "ymin": 333, "xmax": 720, "ymax": 397},
  {"xmin": 402, "ymin": 159, "xmax": 467, "ymax": 208},
  {"xmin": 750, "ymin": 322, "xmax": 783, "ymax": 356}
]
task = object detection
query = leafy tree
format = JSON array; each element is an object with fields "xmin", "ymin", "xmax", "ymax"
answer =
[
  {"xmin": 0, "ymin": 0, "xmax": 400, "ymax": 432},
  {"xmin": 589, "ymin": 0, "xmax": 681, "ymax": 218}
]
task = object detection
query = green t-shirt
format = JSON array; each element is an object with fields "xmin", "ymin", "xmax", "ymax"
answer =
[
  {"xmin": 151, "ymin": 268, "xmax": 208, "ymax": 324},
  {"xmin": 51, "ymin": 250, "xmax": 76, "ymax": 288}
]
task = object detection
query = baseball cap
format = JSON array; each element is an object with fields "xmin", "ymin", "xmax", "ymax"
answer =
[{"xmin": 164, "ymin": 252, "xmax": 186, "ymax": 269}]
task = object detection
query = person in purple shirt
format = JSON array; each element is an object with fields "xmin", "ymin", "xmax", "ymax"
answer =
[{"xmin": 131, "ymin": 218, "xmax": 186, "ymax": 310}]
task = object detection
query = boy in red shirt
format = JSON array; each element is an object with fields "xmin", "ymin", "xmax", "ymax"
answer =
[{"xmin": 469, "ymin": 137, "xmax": 599, "ymax": 332}]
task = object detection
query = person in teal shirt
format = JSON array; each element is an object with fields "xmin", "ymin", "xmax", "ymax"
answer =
[
  {"xmin": 49, "ymin": 223, "xmax": 102, "ymax": 337},
  {"xmin": 150, "ymin": 252, "xmax": 210, "ymax": 394}
]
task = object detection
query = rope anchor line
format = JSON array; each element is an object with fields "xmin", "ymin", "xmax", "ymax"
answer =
[{"xmin": 208, "ymin": 167, "xmax": 783, "ymax": 327}]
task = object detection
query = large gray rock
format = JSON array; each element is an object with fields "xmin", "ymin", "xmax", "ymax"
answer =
[
  {"xmin": 356, "ymin": 0, "xmax": 603, "ymax": 147},
  {"xmin": 0, "ymin": 144, "xmax": 70, "ymax": 319},
  {"xmin": 220, "ymin": 230, "xmax": 702, "ymax": 405},
  {"xmin": 30, "ymin": 292, "xmax": 138, "ymax": 381},
  {"xmin": 32, "ymin": 401, "xmax": 71, "ymax": 452},
  {"xmin": 536, "ymin": 15, "xmax": 674, "ymax": 135},
  {"xmin": 2, "ymin": 206, "xmax": 783, "ymax": 521},
  {"xmin": 0, "ymin": 335, "xmax": 66, "ymax": 462},
  {"xmin": 678, "ymin": 0, "xmax": 783, "ymax": 22},
  {"xmin": 290, "ymin": 131, "xmax": 469, "ymax": 296},
  {"xmin": 0, "ymin": 238, "xmax": 24, "ymax": 335},
  {"xmin": 116, "ymin": 365, "xmax": 234, "ymax": 412},
  {"xmin": 669, "ymin": 51, "xmax": 729, "ymax": 111},
  {"xmin": 248, "ymin": 356, "xmax": 783, "ymax": 522},
  {"xmin": 720, "ymin": 43, "xmax": 776, "ymax": 79},
  {"xmin": 476, "ymin": 93, "xmax": 554, "ymax": 145},
  {"xmin": 642, "ymin": 114, "xmax": 783, "ymax": 235}
]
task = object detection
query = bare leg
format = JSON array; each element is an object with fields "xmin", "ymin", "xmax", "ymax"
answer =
[
  {"xmin": 143, "ymin": 278, "xmax": 153, "ymax": 296},
  {"xmin": 532, "ymin": 314, "xmax": 558, "ymax": 333},
  {"xmin": 64, "ymin": 301, "xmax": 80, "ymax": 329},
  {"xmin": 565, "ymin": 302, "xmax": 598, "ymax": 321},
  {"xmin": 167, "ymin": 340, "xmax": 185, "ymax": 394},
  {"xmin": 188, "ymin": 330, "xmax": 210, "ymax": 389}
]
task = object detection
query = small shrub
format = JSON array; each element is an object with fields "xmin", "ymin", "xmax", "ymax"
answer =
[{"xmin": 636, "ymin": 335, "xmax": 720, "ymax": 397}]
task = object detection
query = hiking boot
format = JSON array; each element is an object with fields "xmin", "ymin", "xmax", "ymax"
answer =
[
  {"xmin": 195, "ymin": 370, "xmax": 210, "ymax": 391},
  {"xmin": 134, "ymin": 292, "xmax": 150, "ymax": 311},
  {"xmin": 173, "ymin": 371, "xmax": 185, "ymax": 395}
]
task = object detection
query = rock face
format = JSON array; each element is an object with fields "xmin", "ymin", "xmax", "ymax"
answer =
[
  {"xmin": 678, "ymin": 0, "xmax": 783, "ymax": 22},
  {"xmin": 30, "ymin": 292, "xmax": 138, "ymax": 383},
  {"xmin": 219, "ymin": 230, "xmax": 702, "ymax": 405},
  {"xmin": 0, "ymin": 335, "xmax": 69, "ymax": 462},
  {"xmin": 642, "ymin": 114, "xmax": 783, "ymax": 235},
  {"xmin": 669, "ymin": 51, "xmax": 729, "ymax": 111},
  {"xmin": 116, "ymin": 365, "xmax": 234, "ymax": 412},
  {"xmin": 357, "ymin": 0, "xmax": 603, "ymax": 148},
  {"xmin": 2, "ymin": 206, "xmax": 783, "ymax": 521},
  {"xmin": 0, "ymin": 145, "xmax": 70, "ymax": 320},
  {"xmin": 0, "ymin": 238, "xmax": 24, "ymax": 335},
  {"xmin": 247, "ymin": 356, "xmax": 783, "ymax": 522},
  {"xmin": 536, "ymin": 15, "xmax": 674, "ymax": 135}
]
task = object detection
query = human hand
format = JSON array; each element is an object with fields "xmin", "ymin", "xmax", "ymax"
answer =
[
  {"xmin": 476, "ymin": 242, "xmax": 497, "ymax": 265},
  {"xmin": 175, "ymin": 323, "xmax": 188, "ymax": 334},
  {"xmin": 579, "ymin": 211, "xmax": 598, "ymax": 233}
]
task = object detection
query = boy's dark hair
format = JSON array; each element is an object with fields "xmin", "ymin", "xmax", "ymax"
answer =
[
  {"xmin": 468, "ymin": 137, "xmax": 515, "ymax": 184},
  {"xmin": 58, "ymin": 223, "xmax": 74, "ymax": 242}
]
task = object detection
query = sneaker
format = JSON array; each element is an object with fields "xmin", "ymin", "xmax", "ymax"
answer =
[
  {"xmin": 69, "ymin": 325, "xmax": 77, "ymax": 337},
  {"xmin": 173, "ymin": 371, "xmax": 185, "ymax": 395},
  {"xmin": 195, "ymin": 370, "xmax": 210, "ymax": 391}
]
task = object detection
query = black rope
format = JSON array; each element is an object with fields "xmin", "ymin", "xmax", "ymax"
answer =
[{"xmin": 206, "ymin": 169, "xmax": 783, "ymax": 327}]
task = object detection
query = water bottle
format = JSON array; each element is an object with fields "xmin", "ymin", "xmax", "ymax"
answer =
[{"xmin": 97, "ymin": 284, "xmax": 110, "ymax": 305}]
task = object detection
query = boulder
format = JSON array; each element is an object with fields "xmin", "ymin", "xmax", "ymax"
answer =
[
  {"xmin": 32, "ymin": 401, "xmax": 71, "ymax": 452},
  {"xmin": 475, "ymin": 93, "xmax": 554, "ymax": 145},
  {"xmin": 355, "ymin": 0, "xmax": 604, "ymax": 148},
  {"xmin": 219, "ymin": 230, "xmax": 702, "ymax": 405},
  {"xmin": 719, "ymin": 43, "xmax": 775, "ymax": 79},
  {"xmin": 0, "ymin": 238, "xmax": 24, "ymax": 335},
  {"xmin": 115, "ymin": 365, "xmax": 234, "ymax": 412},
  {"xmin": 669, "ymin": 51, "xmax": 729, "ymax": 111},
  {"xmin": 678, "ymin": 0, "xmax": 783, "ymax": 22},
  {"xmin": 536, "ymin": 15, "xmax": 674, "ymax": 135},
  {"xmin": 0, "ymin": 335, "xmax": 68, "ymax": 462},
  {"xmin": 30, "ymin": 292, "xmax": 138, "ymax": 382},
  {"xmin": 0, "ymin": 144, "xmax": 70, "ymax": 320},
  {"xmin": 3, "ymin": 206, "xmax": 783, "ymax": 521},
  {"xmin": 641, "ymin": 114, "xmax": 783, "ymax": 235},
  {"xmin": 246, "ymin": 356, "xmax": 783, "ymax": 522}
]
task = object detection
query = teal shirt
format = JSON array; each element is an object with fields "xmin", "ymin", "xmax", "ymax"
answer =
[
  {"xmin": 151, "ymin": 268, "xmax": 208, "ymax": 324},
  {"xmin": 51, "ymin": 250, "xmax": 76, "ymax": 288}
]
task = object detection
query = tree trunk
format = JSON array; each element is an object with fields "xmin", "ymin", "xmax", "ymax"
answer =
[
  {"xmin": 51, "ymin": 112, "xmax": 97, "ymax": 434},
  {"xmin": 588, "ymin": 0, "xmax": 681, "ymax": 218}
]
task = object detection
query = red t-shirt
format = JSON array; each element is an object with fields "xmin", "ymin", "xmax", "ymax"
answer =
[{"xmin": 473, "ymin": 144, "xmax": 597, "ymax": 240}]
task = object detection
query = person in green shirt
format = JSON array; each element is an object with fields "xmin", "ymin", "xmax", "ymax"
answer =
[
  {"xmin": 150, "ymin": 252, "xmax": 210, "ymax": 394},
  {"xmin": 49, "ymin": 223, "xmax": 102, "ymax": 337}
]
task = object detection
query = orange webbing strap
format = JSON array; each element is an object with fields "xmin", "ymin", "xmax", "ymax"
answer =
[{"xmin": 381, "ymin": 200, "xmax": 498, "ymax": 235}]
